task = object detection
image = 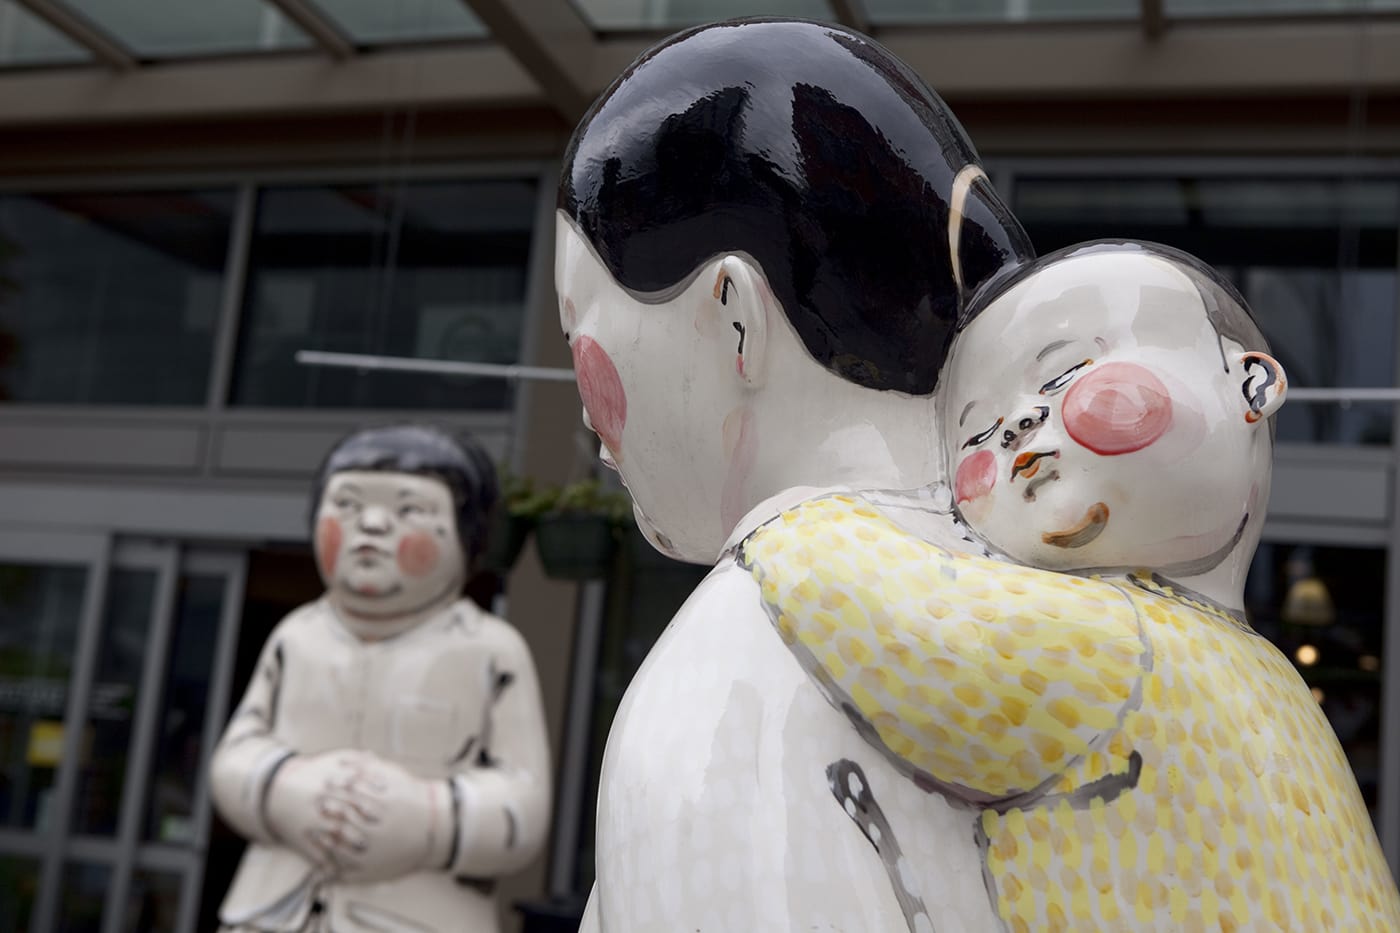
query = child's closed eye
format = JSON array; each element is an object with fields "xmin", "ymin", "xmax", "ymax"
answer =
[
  {"xmin": 1040, "ymin": 359, "xmax": 1093, "ymax": 395},
  {"xmin": 962, "ymin": 418, "xmax": 1003, "ymax": 449}
]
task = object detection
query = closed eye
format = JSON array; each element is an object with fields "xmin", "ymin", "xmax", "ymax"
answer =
[
  {"xmin": 1040, "ymin": 359, "xmax": 1093, "ymax": 395},
  {"xmin": 962, "ymin": 418, "xmax": 1003, "ymax": 449}
]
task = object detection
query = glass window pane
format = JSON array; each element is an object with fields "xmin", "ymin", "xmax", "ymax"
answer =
[
  {"xmin": 125, "ymin": 869, "xmax": 182, "ymax": 933},
  {"xmin": 144, "ymin": 574, "xmax": 224, "ymax": 843},
  {"xmin": 56, "ymin": 861, "xmax": 109, "ymax": 933},
  {"xmin": 0, "ymin": 563, "xmax": 88, "ymax": 831},
  {"xmin": 865, "ymin": 0, "xmax": 1137, "ymax": 24},
  {"xmin": 1167, "ymin": 0, "xmax": 1400, "ymax": 14},
  {"xmin": 1244, "ymin": 544, "xmax": 1385, "ymax": 825},
  {"xmin": 314, "ymin": 0, "xmax": 487, "ymax": 43},
  {"xmin": 62, "ymin": 0, "xmax": 310, "ymax": 57},
  {"xmin": 0, "ymin": 190, "xmax": 235, "ymax": 405},
  {"xmin": 0, "ymin": 855, "xmax": 40, "ymax": 932},
  {"xmin": 573, "ymin": 0, "xmax": 831, "ymax": 30},
  {"xmin": 232, "ymin": 179, "xmax": 536, "ymax": 410},
  {"xmin": 1013, "ymin": 175, "xmax": 1400, "ymax": 445},
  {"xmin": 69, "ymin": 570, "xmax": 157, "ymax": 836},
  {"xmin": 0, "ymin": 1, "xmax": 91, "ymax": 66}
]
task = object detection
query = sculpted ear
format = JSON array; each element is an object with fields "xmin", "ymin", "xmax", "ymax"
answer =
[
  {"xmin": 1238, "ymin": 351, "xmax": 1287, "ymax": 424},
  {"xmin": 714, "ymin": 255, "xmax": 770, "ymax": 389}
]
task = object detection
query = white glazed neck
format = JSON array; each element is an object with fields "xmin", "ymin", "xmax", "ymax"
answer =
[
  {"xmin": 326, "ymin": 588, "xmax": 459, "ymax": 642},
  {"xmin": 723, "ymin": 336, "xmax": 943, "ymax": 557}
]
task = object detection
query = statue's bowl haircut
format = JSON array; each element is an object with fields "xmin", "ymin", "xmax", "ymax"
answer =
[
  {"xmin": 310, "ymin": 423, "xmax": 500, "ymax": 563},
  {"xmin": 559, "ymin": 17, "xmax": 1034, "ymax": 396}
]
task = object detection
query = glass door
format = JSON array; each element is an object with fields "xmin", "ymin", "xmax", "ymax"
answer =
[{"xmin": 0, "ymin": 533, "xmax": 245, "ymax": 933}]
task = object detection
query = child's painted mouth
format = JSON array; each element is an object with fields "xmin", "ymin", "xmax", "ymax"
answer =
[
  {"xmin": 1011, "ymin": 449, "xmax": 1059, "ymax": 482},
  {"xmin": 1042, "ymin": 501, "xmax": 1109, "ymax": 548}
]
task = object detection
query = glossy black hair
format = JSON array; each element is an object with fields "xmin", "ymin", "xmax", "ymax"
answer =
[
  {"xmin": 559, "ymin": 18, "xmax": 1033, "ymax": 396},
  {"xmin": 310, "ymin": 424, "xmax": 500, "ymax": 566}
]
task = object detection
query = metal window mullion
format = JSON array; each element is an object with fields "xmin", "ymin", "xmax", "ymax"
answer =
[
  {"xmin": 206, "ymin": 183, "xmax": 258, "ymax": 416},
  {"xmin": 176, "ymin": 551, "xmax": 248, "ymax": 933},
  {"xmin": 31, "ymin": 535, "xmax": 112, "ymax": 933},
  {"xmin": 1378, "ymin": 227, "xmax": 1400, "ymax": 881},
  {"xmin": 509, "ymin": 164, "xmax": 560, "ymax": 474},
  {"xmin": 0, "ymin": 829, "xmax": 45, "ymax": 857},
  {"xmin": 100, "ymin": 543, "xmax": 181, "ymax": 933}
]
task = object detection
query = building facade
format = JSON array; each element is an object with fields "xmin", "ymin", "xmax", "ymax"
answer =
[{"xmin": 0, "ymin": 1, "xmax": 1397, "ymax": 930}]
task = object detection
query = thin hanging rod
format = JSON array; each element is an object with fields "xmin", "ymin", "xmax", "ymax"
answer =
[{"xmin": 296, "ymin": 350, "xmax": 577, "ymax": 383}]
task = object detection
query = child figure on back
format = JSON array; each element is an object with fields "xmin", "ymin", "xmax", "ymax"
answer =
[{"xmin": 741, "ymin": 241, "xmax": 1400, "ymax": 930}]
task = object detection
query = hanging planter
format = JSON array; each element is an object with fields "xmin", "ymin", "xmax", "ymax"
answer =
[
  {"xmin": 478, "ymin": 471, "xmax": 555, "ymax": 575},
  {"xmin": 534, "ymin": 479, "xmax": 631, "ymax": 581},
  {"xmin": 480, "ymin": 510, "xmax": 534, "ymax": 574}
]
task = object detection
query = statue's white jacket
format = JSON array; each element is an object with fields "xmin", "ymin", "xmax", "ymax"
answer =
[{"xmin": 210, "ymin": 598, "xmax": 551, "ymax": 932}]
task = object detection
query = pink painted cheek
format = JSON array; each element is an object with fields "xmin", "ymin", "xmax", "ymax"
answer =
[
  {"xmin": 572, "ymin": 336, "xmax": 627, "ymax": 458},
  {"xmin": 955, "ymin": 449, "xmax": 997, "ymax": 505},
  {"xmin": 397, "ymin": 532, "xmax": 441, "ymax": 578},
  {"xmin": 1062, "ymin": 362, "xmax": 1173, "ymax": 456},
  {"xmin": 315, "ymin": 516, "xmax": 341, "ymax": 579}
]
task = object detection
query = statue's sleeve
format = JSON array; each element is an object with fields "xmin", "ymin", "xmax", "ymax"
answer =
[
  {"xmin": 208, "ymin": 622, "xmax": 298, "ymax": 844},
  {"xmin": 442, "ymin": 620, "xmax": 552, "ymax": 878},
  {"xmin": 741, "ymin": 495, "xmax": 1150, "ymax": 803}
]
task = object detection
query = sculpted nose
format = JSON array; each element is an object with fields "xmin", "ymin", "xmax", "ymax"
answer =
[
  {"xmin": 358, "ymin": 504, "xmax": 392, "ymax": 534},
  {"xmin": 1001, "ymin": 405, "xmax": 1050, "ymax": 450}
]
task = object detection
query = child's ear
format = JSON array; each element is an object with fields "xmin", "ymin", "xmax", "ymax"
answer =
[
  {"xmin": 713, "ymin": 255, "xmax": 768, "ymax": 390},
  {"xmin": 1237, "ymin": 351, "xmax": 1287, "ymax": 424}
]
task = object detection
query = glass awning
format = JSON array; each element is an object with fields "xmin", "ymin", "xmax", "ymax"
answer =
[
  {"xmin": 64, "ymin": 0, "xmax": 313, "ymax": 57},
  {"xmin": 312, "ymin": 0, "xmax": 487, "ymax": 44},
  {"xmin": 0, "ymin": 0, "xmax": 90, "ymax": 65}
]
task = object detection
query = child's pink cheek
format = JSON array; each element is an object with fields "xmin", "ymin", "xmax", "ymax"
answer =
[
  {"xmin": 397, "ymin": 532, "xmax": 441, "ymax": 578},
  {"xmin": 572, "ymin": 336, "xmax": 627, "ymax": 457},
  {"xmin": 316, "ymin": 517, "xmax": 341, "ymax": 578},
  {"xmin": 955, "ymin": 449, "xmax": 997, "ymax": 504},
  {"xmin": 1063, "ymin": 362, "xmax": 1173, "ymax": 455}
]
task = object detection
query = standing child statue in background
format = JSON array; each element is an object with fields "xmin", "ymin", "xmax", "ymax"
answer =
[
  {"xmin": 210, "ymin": 424, "xmax": 551, "ymax": 933},
  {"xmin": 559, "ymin": 17, "xmax": 1400, "ymax": 932}
]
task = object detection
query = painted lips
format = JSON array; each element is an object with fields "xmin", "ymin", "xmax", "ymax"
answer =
[{"xmin": 1011, "ymin": 450, "xmax": 1058, "ymax": 481}]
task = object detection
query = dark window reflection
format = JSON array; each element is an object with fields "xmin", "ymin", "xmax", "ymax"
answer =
[
  {"xmin": 0, "ymin": 855, "xmax": 40, "ymax": 932},
  {"xmin": 144, "ymin": 574, "xmax": 223, "ymax": 843},
  {"xmin": 232, "ymin": 179, "xmax": 536, "ymax": 410},
  {"xmin": 69, "ymin": 569, "xmax": 156, "ymax": 836},
  {"xmin": 0, "ymin": 563, "xmax": 87, "ymax": 831},
  {"xmin": 56, "ymin": 861, "xmax": 109, "ymax": 933},
  {"xmin": 574, "ymin": 529, "xmax": 708, "ymax": 893},
  {"xmin": 0, "ymin": 190, "xmax": 234, "ymax": 405},
  {"xmin": 1014, "ymin": 176, "xmax": 1400, "ymax": 444},
  {"xmin": 1245, "ymin": 543, "xmax": 1385, "ymax": 821},
  {"xmin": 125, "ymin": 868, "xmax": 182, "ymax": 933}
]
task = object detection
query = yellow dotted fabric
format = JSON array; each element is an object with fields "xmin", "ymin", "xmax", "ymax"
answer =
[{"xmin": 740, "ymin": 494, "xmax": 1400, "ymax": 931}]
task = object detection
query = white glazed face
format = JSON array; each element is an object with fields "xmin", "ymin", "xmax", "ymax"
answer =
[
  {"xmin": 941, "ymin": 251, "xmax": 1278, "ymax": 572},
  {"xmin": 555, "ymin": 217, "xmax": 758, "ymax": 563},
  {"xmin": 314, "ymin": 471, "xmax": 465, "ymax": 620}
]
